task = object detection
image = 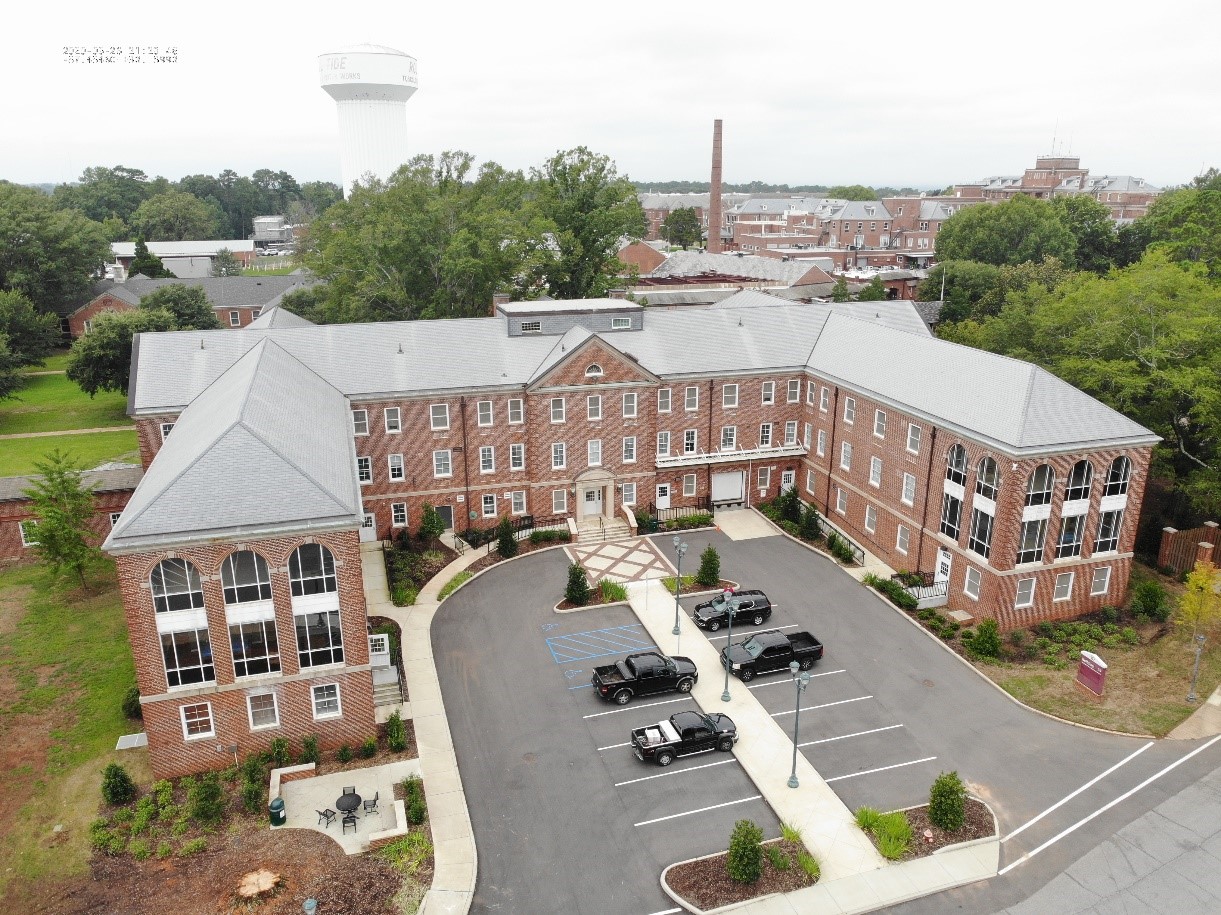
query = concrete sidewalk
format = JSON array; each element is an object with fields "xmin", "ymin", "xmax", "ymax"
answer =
[{"xmin": 1168, "ymin": 684, "xmax": 1221, "ymax": 740}]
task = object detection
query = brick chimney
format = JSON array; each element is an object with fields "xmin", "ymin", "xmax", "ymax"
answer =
[
  {"xmin": 491, "ymin": 292, "xmax": 511, "ymax": 316},
  {"xmin": 708, "ymin": 119, "xmax": 724, "ymax": 254}
]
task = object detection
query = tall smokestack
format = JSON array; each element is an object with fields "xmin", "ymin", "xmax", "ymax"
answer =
[{"xmin": 708, "ymin": 119, "xmax": 724, "ymax": 254}]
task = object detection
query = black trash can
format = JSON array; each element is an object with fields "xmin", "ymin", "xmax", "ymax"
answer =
[{"xmin": 268, "ymin": 796, "xmax": 286, "ymax": 826}]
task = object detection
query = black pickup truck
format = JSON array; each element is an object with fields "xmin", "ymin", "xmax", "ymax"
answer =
[
  {"xmin": 630, "ymin": 710, "xmax": 739, "ymax": 766},
  {"xmin": 692, "ymin": 589, "xmax": 772, "ymax": 631},
  {"xmin": 720, "ymin": 629, "xmax": 824, "ymax": 682},
  {"xmin": 591, "ymin": 651, "xmax": 698, "ymax": 705}
]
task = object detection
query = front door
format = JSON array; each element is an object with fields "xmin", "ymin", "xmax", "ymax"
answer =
[
  {"xmin": 435, "ymin": 505, "xmax": 454, "ymax": 531},
  {"xmin": 656, "ymin": 483, "xmax": 671, "ymax": 510},
  {"xmin": 935, "ymin": 547, "xmax": 952, "ymax": 584},
  {"xmin": 781, "ymin": 470, "xmax": 795, "ymax": 492},
  {"xmin": 583, "ymin": 487, "xmax": 603, "ymax": 520},
  {"xmin": 359, "ymin": 513, "xmax": 377, "ymax": 542}
]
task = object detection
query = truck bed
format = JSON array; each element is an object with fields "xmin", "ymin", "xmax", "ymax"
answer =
[
  {"xmin": 592, "ymin": 662, "xmax": 627, "ymax": 684},
  {"xmin": 790, "ymin": 633, "xmax": 822, "ymax": 653}
]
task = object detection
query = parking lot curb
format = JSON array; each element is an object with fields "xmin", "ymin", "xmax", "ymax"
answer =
[{"xmin": 658, "ymin": 844, "xmax": 788, "ymax": 914}]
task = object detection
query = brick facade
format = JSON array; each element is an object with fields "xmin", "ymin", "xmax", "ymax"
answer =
[{"xmin": 0, "ymin": 488, "xmax": 134, "ymax": 562}]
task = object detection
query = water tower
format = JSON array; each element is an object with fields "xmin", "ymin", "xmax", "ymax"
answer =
[{"xmin": 318, "ymin": 44, "xmax": 418, "ymax": 196}]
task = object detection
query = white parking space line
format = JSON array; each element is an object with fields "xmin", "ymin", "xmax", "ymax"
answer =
[
  {"xmin": 1003, "ymin": 741, "xmax": 1154, "ymax": 844},
  {"xmin": 771, "ymin": 695, "xmax": 873, "ymax": 718},
  {"xmin": 645, "ymin": 908, "xmax": 683, "ymax": 915},
  {"xmin": 825, "ymin": 756, "xmax": 938, "ymax": 783},
  {"xmin": 635, "ymin": 795, "xmax": 763, "ymax": 827},
  {"xmin": 748, "ymin": 669, "xmax": 846, "ymax": 690},
  {"xmin": 583, "ymin": 696, "xmax": 694, "ymax": 719},
  {"xmin": 799, "ymin": 724, "xmax": 904, "ymax": 748},
  {"xmin": 704, "ymin": 623, "xmax": 798, "ymax": 642},
  {"xmin": 598, "ymin": 741, "xmax": 631, "ymax": 751},
  {"xmin": 998, "ymin": 735, "xmax": 1221, "ymax": 876},
  {"xmin": 615, "ymin": 757, "xmax": 739, "ymax": 787}
]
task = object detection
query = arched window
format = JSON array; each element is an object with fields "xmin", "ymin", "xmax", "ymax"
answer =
[
  {"xmin": 1025, "ymin": 465, "xmax": 1055, "ymax": 507},
  {"xmin": 1065, "ymin": 460, "xmax": 1093, "ymax": 502},
  {"xmin": 150, "ymin": 558, "xmax": 205, "ymax": 613},
  {"xmin": 946, "ymin": 445, "xmax": 968, "ymax": 485},
  {"xmin": 585, "ymin": 363, "xmax": 604, "ymax": 378},
  {"xmin": 221, "ymin": 551, "xmax": 272, "ymax": 605},
  {"xmin": 1104, "ymin": 457, "xmax": 1131, "ymax": 497},
  {"xmin": 289, "ymin": 544, "xmax": 337, "ymax": 597},
  {"xmin": 975, "ymin": 457, "xmax": 999, "ymax": 501}
]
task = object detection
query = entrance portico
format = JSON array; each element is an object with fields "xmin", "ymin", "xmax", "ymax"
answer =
[{"xmin": 575, "ymin": 468, "xmax": 615, "ymax": 523}]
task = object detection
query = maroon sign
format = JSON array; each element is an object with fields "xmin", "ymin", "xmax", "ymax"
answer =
[{"xmin": 1076, "ymin": 651, "xmax": 1107, "ymax": 696}]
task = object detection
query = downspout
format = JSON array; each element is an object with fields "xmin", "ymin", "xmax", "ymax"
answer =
[
  {"xmin": 460, "ymin": 397, "xmax": 472, "ymax": 533},
  {"xmin": 916, "ymin": 427, "xmax": 938, "ymax": 571},
  {"xmin": 707, "ymin": 378, "xmax": 715, "ymax": 507},
  {"xmin": 824, "ymin": 386, "xmax": 840, "ymax": 512}
]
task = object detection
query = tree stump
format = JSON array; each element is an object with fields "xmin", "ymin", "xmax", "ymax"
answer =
[{"xmin": 237, "ymin": 868, "xmax": 282, "ymax": 900}]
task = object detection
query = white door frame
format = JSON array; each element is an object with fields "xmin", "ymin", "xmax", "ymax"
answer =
[
  {"xmin": 934, "ymin": 547, "xmax": 952, "ymax": 584},
  {"xmin": 656, "ymin": 483, "xmax": 671, "ymax": 510},
  {"xmin": 359, "ymin": 512, "xmax": 377, "ymax": 542}
]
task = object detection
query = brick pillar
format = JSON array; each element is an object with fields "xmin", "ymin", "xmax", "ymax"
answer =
[
  {"xmin": 708, "ymin": 119, "xmax": 723, "ymax": 254},
  {"xmin": 1158, "ymin": 527, "xmax": 1178, "ymax": 569},
  {"xmin": 1197, "ymin": 541, "xmax": 1215, "ymax": 567}
]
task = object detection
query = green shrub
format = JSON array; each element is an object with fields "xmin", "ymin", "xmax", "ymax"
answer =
[
  {"xmin": 90, "ymin": 823, "xmax": 117, "ymax": 851},
  {"xmin": 187, "ymin": 772, "xmax": 225, "ymax": 824},
  {"xmin": 662, "ymin": 574, "xmax": 695, "ymax": 595},
  {"xmin": 876, "ymin": 812, "xmax": 913, "ymax": 845},
  {"xmin": 418, "ymin": 503, "xmax": 445, "ymax": 544},
  {"xmin": 337, "ymin": 744, "xmax": 353, "ymax": 764},
  {"xmin": 969, "ymin": 618, "xmax": 1002, "ymax": 659},
  {"xmin": 854, "ymin": 806, "xmax": 881, "ymax": 832},
  {"xmin": 269, "ymin": 737, "xmax": 291, "ymax": 768},
  {"xmin": 776, "ymin": 486, "xmax": 803, "ymax": 524},
  {"xmin": 240, "ymin": 754, "xmax": 265, "ymax": 784},
  {"xmin": 494, "ymin": 516, "xmax": 519, "ymax": 558},
  {"xmin": 171, "ymin": 820, "xmax": 189, "ymax": 837},
  {"xmin": 766, "ymin": 844, "xmax": 791, "ymax": 870},
  {"xmin": 529, "ymin": 528, "xmax": 571, "ymax": 544},
  {"xmin": 929, "ymin": 771, "xmax": 967, "ymax": 831},
  {"xmin": 129, "ymin": 836, "xmax": 153, "ymax": 860},
  {"xmin": 799, "ymin": 505, "xmax": 821, "ymax": 541},
  {"xmin": 122, "ymin": 686, "xmax": 143, "ymax": 720},
  {"xmin": 726, "ymin": 819, "xmax": 764, "ymax": 884},
  {"xmin": 1100, "ymin": 604, "xmax": 1120, "ymax": 624},
  {"xmin": 101, "ymin": 763, "xmax": 137, "ymax": 806},
  {"xmin": 387, "ymin": 711, "xmax": 407, "ymax": 753},
  {"xmin": 300, "ymin": 735, "xmax": 320, "ymax": 765},
  {"xmin": 599, "ymin": 579, "xmax": 628, "ymax": 602},
  {"xmin": 404, "ymin": 775, "xmax": 423, "ymax": 802},
  {"xmin": 438, "ymin": 571, "xmax": 472, "ymax": 600},
  {"xmin": 894, "ymin": 570, "xmax": 925, "ymax": 587},
  {"xmin": 407, "ymin": 798, "xmax": 427, "ymax": 825},
  {"xmin": 1121, "ymin": 626, "xmax": 1140, "ymax": 646},
  {"xmin": 1130, "ymin": 579, "xmax": 1171, "ymax": 622},
  {"xmin": 361, "ymin": 737, "xmax": 378, "ymax": 759},
  {"xmin": 391, "ymin": 583, "xmax": 419, "ymax": 606},
  {"xmin": 241, "ymin": 779, "xmax": 264, "ymax": 813},
  {"xmin": 111, "ymin": 807, "xmax": 133, "ymax": 824},
  {"xmin": 795, "ymin": 849, "xmax": 821, "ymax": 881},
  {"xmin": 565, "ymin": 562, "xmax": 590, "ymax": 605},
  {"xmin": 696, "ymin": 545, "xmax": 721, "ymax": 587},
  {"xmin": 865, "ymin": 575, "xmax": 918, "ymax": 611},
  {"xmin": 779, "ymin": 519, "xmax": 800, "ymax": 536},
  {"xmin": 156, "ymin": 840, "xmax": 173, "ymax": 859},
  {"xmin": 178, "ymin": 838, "xmax": 207, "ymax": 857},
  {"xmin": 158, "ymin": 801, "xmax": 179, "ymax": 823},
  {"xmin": 379, "ymin": 830, "xmax": 433, "ymax": 876}
]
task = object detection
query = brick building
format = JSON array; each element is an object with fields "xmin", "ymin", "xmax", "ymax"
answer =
[{"xmin": 1, "ymin": 465, "xmax": 142, "ymax": 561}]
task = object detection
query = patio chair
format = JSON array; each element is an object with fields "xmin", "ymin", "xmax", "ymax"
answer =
[
  {"xmin": 342, "ymin": 814, "xmax": 358, "ymax": 834},
  {"xmin": 317, "ymin": 808, "xmax": 337, "ymax": 828},
  {"xmin": 342, "ymin": 786, "xmax": 356, "ymax": 795},
  {"xmin": 363, "ymin": 791, "xmax": 379, "ymax": 814}
]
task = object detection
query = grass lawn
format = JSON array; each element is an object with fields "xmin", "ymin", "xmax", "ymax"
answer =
[
  {"xmin": 30, "ymin": 349, "xmax": 72, "ymax": 373},
  {"xmin": 0, "ymin": 430, "xmax": 140, "ymax": 476},
  {"xmin": 0, "ymin": 561, "xmax": 143, "ymax": 903},
  {"xmin": 0, "ymin": 373, "xmax": 130, "ymax": 435}
]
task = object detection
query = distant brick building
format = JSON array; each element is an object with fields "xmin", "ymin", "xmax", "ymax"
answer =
[{"xmin": 0, "ymin": 466, "xmax": 142, "ymax": 562}]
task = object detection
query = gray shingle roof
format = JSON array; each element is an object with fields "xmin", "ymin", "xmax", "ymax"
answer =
[
  {"xmin": 0, "ymin": 465, "xmax": 143, "ymax": 503},
  {"xmin": 649, "ymin": 251, "xmax": 822, "ymax": 285},
  {"xmin": 107, "ymin": 339, "xmax": 360, "ymax": 551},
  {"xmin": 118, "ymin": 275, "xmax": 315, "ymax": 309}
]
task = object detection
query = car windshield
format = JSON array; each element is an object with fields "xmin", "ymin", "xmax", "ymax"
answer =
[{"xmin": 741, "ymin": 637, "xmax": 765, "ymax": 659}]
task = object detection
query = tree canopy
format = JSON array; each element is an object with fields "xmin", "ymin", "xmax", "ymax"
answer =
[
  {"xmin": 920, "ymin": 257, "xmax": 1073, "ymax": 324},
  {"xmin": 934, "ymin": 195, "xmax": 1077, "ymax": 267},
  {"xmin": 66, "ymin": 309, "xmax": 176, "ymax": 396},
  {"xmin": 211, "ymin": 248, "xmax": 243, "ymax": 277},
  {"xmin": 23, "ymin": 450, "xmax": 102, "ymax": 590},
  {"xmin": 0, "ymin": 290, "xmax": 61, "ymax": 366},
  {"xmin": 1049, "ymin": 195, "xmax": 1117, "ymax": 274},
  {"xmin": 138, "ymin": 286, "xmax": 221, "ymax": 330},
  {"xmin": 128, "ymin": 237, "xmax": 175, "ymax": 278},
  {"xmin": 855, "ymin": 276, "xmax": 887, "ymax": 301},
  {"xmin": 1140, "ymin": 169, "xmax": 1221, "ymax": 278},
  {"xmin": 51, "ymin": 165, "xmax": 152, "ymax": 226},
  {"xmin": 129, "ymin": 190, "xmax": 224, "ymax": 241},
  {"xmin": 661, "ymin": 206, "xmax": 701, "ymax": 249},
  {"xmin": 825, "ymin": 185, "xmax": 878, "ymax": 201}
]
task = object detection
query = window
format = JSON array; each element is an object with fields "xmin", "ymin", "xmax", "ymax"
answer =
[
  {"xmin": 151, "ymin": 559, "xmax": 205, "ymax": 613},
  {"xmin": 874, "ymin": 410, "xmax": 887, "ymax": 437},
  {"xmin": 684, "ymin": 430, "xmax": 697, "ymax": 454},
  {"xmin": 804, "ymin": 423, "xmax": 811, "ymax": 448},
  {"xmin": 784, "ymin": 421, "xmax": 797, "ymax": 445},
  {"xmin": 585, "ymin": 394, "xmax": 602, "ymax": 421},
  {"xmin": 1091, "ymin": 567, "xmax": 1111, "ymax": 596},
  {"xmin": 587, "ymin": 439, "xmax": 602, "ymax": 466},
  {"xmin": 281, "ymin": 551, "xmax": 335, "ymax": 608},
  {"xmin": 356, "ymin": 456, "xmax": 372, "ymax": 484},
  {"xmin": 433, "ymin": 449, "xmax": 452, "ymax": 478},
  {"xmin": 312, "ymin": 684, "xmax": 341, "ymax": 719},
  {"xmin": 968, "ymin": 509, "xmax": 994, "ymax": 559},
  {"xmin": 482, "ymin": 494, "xmax": 496, "ymax": 517},
  {"xmin": 940, "ymin": 493, "xmax": 963, "ymax": 539},
  {"xmin": 479, "ymin": 446, "xmax": 495, "ymax": 473},
  {"xmin": 723, "ymin": 384, "xmax": 739, "ymax": 408},
  {"xmin": 352, "ymin": 410, "xmax": 368, "ymax": 435},
  {"xmin": 1056, "ymin": 515, "xmax": 1086, "ymax": 559},
  {"xmin": 585, "ymin": 363, "xmax": 604, "ymax": 378},
  {"xmin": 965, "ymin": 567, "xmax": 981, "ymax": 600},
  {"xmin": 180, "ymin": 703, "xmax": 214, "ymax": 739},
  {"xmin": 807, "ymin": 382, "xmax": 815, "ymax": 405},
  {"xmin": 521, "ymin": 320, "xmax": 541, "ymax": 334},
  {"xmin": 388, "ymin": 453, "xmax": 405, "ymax": 480},
  {"xmin": 508, "ymin": 398, "xmax": 524, "ymax": 424},
  {"xmin": 611, "ymin": 316, "xmax": 631, "ymax": 329},
  {"xmin": 902, "ymin": 472, "xmax": 916, "ymax": 506},
  {"xmin": 161, "ymin": 422, "xmax": 175, "ymax": 440},
  {"xmin": 869, "ymin": 457, "xmax": 882, "ymax": 487},
  {"xmin": 511, "ymin": 491, "xmax": 526, "ymax": 514},
  {"xmin": 552, "ymin": 442, "xmax": 567, "ymax": 469},
  {"xmin": 843, "ymin": 397, "xmax": 856, "ymax": 424},
  {"xmin": 836, "ymin": 487, "xmax": 848, "ymax": 514},
  {"xmin": 685, "ymin": 386, "xmax": 699, "ymax": 411},
  {"xmin": 1016, "ymin": 518, "xmax": 1048, "ymax": 564},
  {"xmin": 896, "ymin": 525, "xmax": 910, "ymax": 554},
  {"xmin": 229, "ymin": 310, "xmax": 241, "ymax": 327},
  {"xmin": 817, "ymin": 430, "xmax": 826, "ymax": 457},
  {"xmin": 622, "ymin": 436, "xmax": 636, "ymax": 463},
  {"xmin": 759, "ymin": 423, "xmax": 773, "ymax": 447},
  {"xmin": 658, "ymin": 388, "xmax": 672, "ymax": 413},
  {"xmin": 1025, "ymin": 465, "xmax": 1055, "ymax": 506},
  {"xmin": 1095, "ymin": 509, "xmax": 1123, "ymax": 553},
  {"xmin": 385, "ymin": 407, "xmax": 402, "ymax": 433},
  {"xmin": 551, "ymin": 397, "xmax": 566, "ymax": 423},
  {"xmin": 907, "ymin": 423, "xmax": 922, "ymax": 454},
  {"xmin": 1015, "ymin": 579, "xmax": 1036, "ymax": 608},
  {"xmin": 476, "ymin": 401, "xmax": 493, "ymax": 427},
  {"xmin": 510, "ymin": 443, "xmax": 525, "ymax": 470},
  {"xmin": 230, "ymin": 620, "xmax": 280, "ymax": 678},
  {"xmin": 221, "ymin": 551, "xmax": 272, "ymax": 605},
  {"xmin": 296, "ymin": 609, "xmax": 343, "ymax": 667},
  {"xmin": 162, "ymin": 629, "xmax": 215, "ymax": 687},
  {"xmin": 865, "ymin": 505, "xmax": 877, "ymax": 533},
  {"xmin": 552, "ymin": 490, "xmax": 568, "ymax": 513},
  {"xmin": 392, "ymin": 503, "xmax": 407, "ymax": 527},
  {"xmin": 430, "ymin": 403, "xmax": 450, "ymax": 430},
  {"xmin": 840, "ymin": 441, "xmax": 853, "ymax": 471},
  {"xmin": 109, "ymin": 511, "xmax": 122, "ymax": 527},
  {"xmin": 761, "ymin": 381, "xmax": 775, "ymax": 405},
  {"xmin": 18, "ymin": 520, "xmax": 38, "ymax": 547},
  {"xmin": 806, "ymin": 469, "xmax": 815, "ymax": 493},
  {"xmin": 657, "ymin": 431, "xmax": 670, "ymax": 456},
  {"xmin": 976, "ymin": 457, "xmax": 999, "ymax": 500},
  {"xmin": 683, "ymin": 474, "xmax": 697, "ymax": 497},
  {"xmin": 622, "ymin": 392, "xmax": 637, "ymax": 418},
  {"xmin": 1103, "ymin": 457, "xmax": 1132, "ymax": 497},
  {"xmin": 1054, "ymin": 572, "xmax": 1075, "ymax": 602},
  {"xmin": 787, "ymin": 379, "xmax": 801, "ymax": 403},
  {"xmin": 819, "ymin": 386, "xmax": 829, "ymax": 411},
  {"xmin": 1065, "ymin": 460, "xmax": 1093, "ymax": 502},
  {"xmin": 248, "ymin": 694, "xmax": 279, "ymax": 730},
  {"xmin": 946, "ymin": 445, "xmax": 967, "ymax": 485},
  {"xmin": 621, "ymin": 483, "xmax": 636, "ymax": 506},
  {"xmin": 720, "ymin": 426, "xmax": 736, "ymax": 450}
]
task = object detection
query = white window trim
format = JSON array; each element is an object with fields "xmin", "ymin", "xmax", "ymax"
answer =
[
  {"xmin": 552, "ymin": 443, "xmax": 567, "ymax": 470},
  {"xmin": 391, "ymin": 503, "xmax": 407, "ymax": 527},
  {"xmin": 788, "ymin": 379, "xmax": 801, "ymax": 403},
  {"xmin": 552, "ymin": 490, "xmax": 568, "ymax": 514},
  {"xmin": 840, "ymin": 441, "xmax": 852, "ymax": 471},
  {"xmin": 683, "ymin": 473, "xmax": 697, "ymax": 497},
  {"xmin": 869, "ymin": 457, "xmax": 882, "ymax": 487},
  {"xmin": 180, "ymin": 702, "xmax": 215, "ymax": 741},
  {"xmin": 508, "ymin": 398, "xmax": 524, "ymax": 424},
  {"xmin": 1015, "ymin": 579, "xmax": 1036, "ymax": 608},
  {"xmin": 1090, "ymin": 566, "xmax": 1112, "ymax": 596},
  {"xmin": 864, "ymin": 504, "xmax": 877, "ymax": 533},
  {"xmin": 907, "ymin": 423, "xmax": 922, "ymax": 454},
  {"xmin": 843, "ymin": 397, "xmax": 856, "ymax": 424},
  {"xmin": 19, "ymin": 520, "xmax": 38, "ymax": 547},
  {"xmin": 479, "ymin": 445, "xmax": 495, "ymax": 474},
  {"xmin": 622, "ymin": 392, "xmax": 637, "ymax": 418},
  {"xmin": 433, "ymin": 449, "xmax": 453, "ymax": 478},
  {"xmin": 816, "ymin": 429, "xmax": 826, "ymax": 457},
  {"xmin": 902, "ymin": 472, "xmax": 916, "ymax": 506},
  {"xmin": 964, "ymin": 567, "xmax": 981, "ymax": 601},
  {"xmin": 685, "ymin": 386, "xmax": 699, "ymax": 411},
  {"xmin": 819, "ymin": 387, "xmax": 829, "ymax": 411},
  {"xmin": 510, "ymin": 443, "xmax": 525, "ymax": 471},
  {"xmin": 511, "ymin": 491, "xmax": 527, "ymax": 515},
  {"xmin": 587, "ymin": 394, "xmax": 602, "ymax": 421},
  {"xmin": 836, "ymin": 487, "xmax": 848, "ymax": 515},
  {"xmin": 551, "ymin": 397, "xmax": 566, "ymax": 423},
  {"xmin": 874, "ymin": 409, "xmax": 887, "ymax": 438},
  {"xmin": 476, "ymin": 401, "xmax": 493, "ymax": 427},
  {"xmin": 356, "ymin": 456, "xmax": 372, "ymax": 485},
  {"xmin": 622, "ymin": 436, "xmax": 636, "ymax": 463},
  {"xmin": 351, "ymin": 410, "xmax": 368, "ymax": 436},
  {"xmin": 658, "ymin": 388, "xmax": 672, "ymax": 413},
  {"xmin": 657, "ymin": 431, "xmax": 670, "ymax": 457},
  {"xmin": 587, "ymin": 439, "xmax": 602, "ymax": 467},
  {"xmin": 482, "ymin": 494, "xmax": 497, "ymax": 518},
  {"xmin": 430, "ymin": 404, "xmax": 450, "ymax": 431},
  {"xmin": 1054, "ymin": 572, "xmax": 1075, "ymax": 602},
  {"xmin": 388, "ymin": 453, "xmax": 405, "ymax": 480},
  {"xmin": 247, "ymin": 693, "xmax": 280, "ymax": 731},
  {"xmin": 722, "ymin": 384, "xmax": 739, "ymax": 408},
  {"xmin": 761, "ymin": 381, "xmax": 775, "ymax": 405},
  {"xmin": 896, "ymin": 525, "xmax": 909, "ymax": 554},
  {"xmin": 160, "ymin": 422, "xmax": 175, "ymax": 441},
  {"xmin": 311, "ymin": 684, "xmax": 343, "ymax": 720},
  {"xmin": 385, "ymin": 407, "xmax": 402, "ymax": 433}
]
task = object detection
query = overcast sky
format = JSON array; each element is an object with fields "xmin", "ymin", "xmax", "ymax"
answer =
[{"xmin": 8, "ymin": 0, "xmax": 1218, "ymax": 190}]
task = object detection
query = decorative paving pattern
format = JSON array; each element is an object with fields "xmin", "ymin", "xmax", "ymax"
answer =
[{"xmin": 566, "ymin": 538, "xmax": 675, "ymax": 584}]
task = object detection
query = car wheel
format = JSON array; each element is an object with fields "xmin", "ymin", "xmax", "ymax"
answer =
[
  {"xmin": 656, "ymin": 750, "xmax": 674, "ymax": 767},
  {"xmin": 614, "ymin": 689, "xmax": 632, "ymax": 705},
  {"xmin": 677, "ymin": 678, "xmax": 694, "ymax": 693},
  {"xmin": 717, "ymin": 736, "xmax": 734, "ymax": 752},
  {"xmin": 799, "ymin": 657, "xmax": 814, "ymax": 671},
  {"xmin": 752, "ymin": 613, "xmax": 765, "ymax": 626},
  {"xmin": 739, "ymin": 667, "xmax": 755, "ymax": 682},
  {"xmin": 707, "ymin": 620, "xmax": 721, "ymax": 631}
]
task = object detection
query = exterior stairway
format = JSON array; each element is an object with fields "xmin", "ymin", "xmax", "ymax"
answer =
[
  {"xmin": 576, "ymin": 516, "xmax": 633, "ymax": 543},
  {"xmin": 372, "ymin": 671, "xmax": 404, "ymax": 707}
]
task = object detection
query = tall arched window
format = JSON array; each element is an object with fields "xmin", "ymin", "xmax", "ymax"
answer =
[
  {"xmin": 221, "ymin": 551, "xmax": 272, "ymax": 605},
  {"xmin": 1065, "ymin": 460, "xmax": 1093, "ymax": 502},
  {"xmin": 289, "ymin": 544, "xmax": 337, "ymax": 597},
  {"xmin": 150, "ymin": 558, "xmax": 205, "ymax": 613},
  {"xmin": 1025, "ymin": 465, "xmax": 1055, "ymax": 507},
  {"xmin": 975, "ymin": 457, "xmax": 999, "ymax": 501},
  {"xmin": 1104, "ymin": 457, "xmax": 1131, "ymax": 497},
  {"xmin": 946, "ymin": 445, "xmax": 968, "ymax": 486}
]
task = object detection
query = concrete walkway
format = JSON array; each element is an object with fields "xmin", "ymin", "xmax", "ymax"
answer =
[
  {"xmin": 1168, "ymin": 683, "xmax": 1221, "ymax": 740},
  {"xmin": 0, "ymin": 425, "xmax": 131, "ymax": 439},
  {"xmin": 278, "ymin": 758, "xmax": 420, "ymax": 854},
  {"xmin": 716, "ymin": 507, "xmax": 784, "ymax": 541}
]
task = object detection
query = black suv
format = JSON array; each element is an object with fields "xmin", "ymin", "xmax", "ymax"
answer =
[{"xmin": 692, "ymin": 589, "xmax": 772, "ymax": 631}]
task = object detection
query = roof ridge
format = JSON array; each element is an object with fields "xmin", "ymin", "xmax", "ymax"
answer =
[{"xmin": 1014, "ymin": 363, "xmax": 1040, "ymax": 446}]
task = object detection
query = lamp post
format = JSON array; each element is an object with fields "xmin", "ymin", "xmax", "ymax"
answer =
[
  {"xmin": 722, "ymin": 588, "xmax": 735, "ymax": 703},
  {"xmin": 788, "ymin": 660, "xmax": 812, "ymax": 788},
  {"xmin": 1188, "ymin": 634, "xmax": 1207, "ymax": 702},
  {"xmin": 672, "ymin": 537, "xmax": 687, "ymax": 651}
]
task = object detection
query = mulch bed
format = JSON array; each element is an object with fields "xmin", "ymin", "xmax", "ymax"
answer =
[
  {"xmin": 310, "ymin": 721, "xmax": 417, "ymax": 775},
  {"xmin": 885, "ymin": 800, "xmax": 995, "ymax": 860},
  {"xmin": 462, "ymin": 537, "xmax": 566, "ymax": 576},
  {"xmin": 668, "ymin": 578, "xmax": 738, "ymax": 596},
  {"xmin": 665, "ymin": 838, "xmax": 817, "ymax": 910}
]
